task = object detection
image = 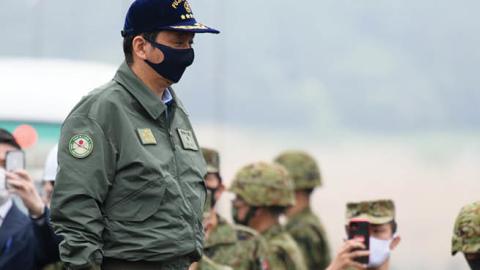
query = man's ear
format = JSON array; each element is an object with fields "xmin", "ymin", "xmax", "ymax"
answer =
[
  {"xmin": 390, "ymin": 235, "xmax": 401, "ymax": 250},
  {"xmin": 132, "ymin": 36, "xmax": 149, "ymax": 60}
]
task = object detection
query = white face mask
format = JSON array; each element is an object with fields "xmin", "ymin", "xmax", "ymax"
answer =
[
  {"xmin": 368, "ymin": 236, "xmax": 392, "ymax": 268},
  {"xmin": 0, "ymin": 168, "xmax": 10, "ymax": 205}
]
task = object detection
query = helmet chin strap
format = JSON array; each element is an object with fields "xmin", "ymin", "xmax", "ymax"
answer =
[{"xmin": 234, "ymin": 206, "xmax": 258, "ymax": 226}]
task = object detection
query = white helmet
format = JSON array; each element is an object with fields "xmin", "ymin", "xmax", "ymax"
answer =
[{"xmin": 43, "ymin": 144, "xmax": 58, "ymax": 181}]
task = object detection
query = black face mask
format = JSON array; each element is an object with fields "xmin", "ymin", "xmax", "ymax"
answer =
[
  {"xmin": 232, "ymin": 206, "xmax": 257, "ymax": 226},
  {"xmin": 144, "ymin": 38, "xmax": 194, "ymax": 83},
  {"xmin": 467, "ymin": 258, "xmax": 480, "ymax": 270}
]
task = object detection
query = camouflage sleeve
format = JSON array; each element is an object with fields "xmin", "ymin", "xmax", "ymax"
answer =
[
  {"xmin": 264, "ymin": 247, "xmax": 288, "ymax": 270},
  {"xmin": 290, "ymin": 225, "xmax": 331, "ymax": 270},
  {"xmin": 197, "ymin": 256, "xmax": 233, "ymax": 270},
  {"xmin": 265, "ymin": 239, "xmax": 307, "ymax": 270}
]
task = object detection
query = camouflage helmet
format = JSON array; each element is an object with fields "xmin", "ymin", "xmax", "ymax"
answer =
[
  {"xmin": 201, "ymin": 147, "xmax": 220, "ymax": 174},
  {"xmin": 346, "ymin": 199, "xmax": 395, "ymax": 225},
  {"xmin": 274, "ymin": 150, "xmax": 321, "ymax": 190},
  {"xmin": 452, "ymin": 201, "xmax": 480, "ymax": 255},
  {"xmin": 229, "ymin": 162, "xmax": 295, "ymax": 207}
]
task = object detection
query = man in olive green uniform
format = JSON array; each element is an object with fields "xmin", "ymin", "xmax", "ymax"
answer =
[
  {"xmin": 345, "ymin": 200, "xmax": 401, "ymax": 270},
  {"xmin": 230, "ymin": 162, "xmax": 307, "ymax": 270},
  {"xmin": 199, "ymin": 148, "xmax": 267, "ymax": 270},
  {"xmin": 50, "ymin": 1, "xmax": 219, "ymax": 269},
  {"xmin": 451, "ymin": 201, "xmax": 480, "ymax": 269},
  {"xmin": 274, "ymin": 150, "xmax": 331, "ymax": 270}
]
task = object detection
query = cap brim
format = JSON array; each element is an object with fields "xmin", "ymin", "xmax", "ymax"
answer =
[
  {"xmin": 161, "ymin": 21, "xmax": 220, "ymax": 34},
  {"xmin": 347, "ymin": 214, "xmax": 394, "ymax": 225}
]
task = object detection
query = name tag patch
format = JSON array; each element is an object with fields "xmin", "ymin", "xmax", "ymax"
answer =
[
  {"xmin": 177, "ymin": 128, "xmax": 198, "ymax": 150},
  {"xmin": 137, "ymin": 128, "xmax": 157, "ymax": 145}
]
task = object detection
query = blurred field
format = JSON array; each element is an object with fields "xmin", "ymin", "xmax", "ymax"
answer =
[{"xmin": 196, "ymin": 124, "xmax": 480, "ymax": 270}]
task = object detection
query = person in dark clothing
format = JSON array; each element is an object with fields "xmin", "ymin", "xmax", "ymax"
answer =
[{"xmin": 0, "ymin": 128, "xmax": 61, "ymax": 270}]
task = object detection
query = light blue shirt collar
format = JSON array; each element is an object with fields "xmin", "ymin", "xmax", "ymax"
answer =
[{"xmin": 161, "ymin": 88, "xmax": 173, "ymax": 105}]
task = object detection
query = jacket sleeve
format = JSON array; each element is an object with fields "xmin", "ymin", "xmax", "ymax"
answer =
[
  {"xmin": 50, "ymin": 115, "xmax": 115, "ymax": 269},
  {"xmin": 31, "ymin": 207, "xmax": 63, "ymax": 267}
]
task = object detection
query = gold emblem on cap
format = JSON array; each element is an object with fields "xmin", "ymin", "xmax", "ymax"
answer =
[
  {"xmin": 171, "ymin": 0, "xmax": 184, "ymax": 9},
  {"xmin": 184, "ymin": 1, "xmax": 192, "ymax": 13},
  {"xmin": 170, "ymin": 23, "xmax": 208, "ymax": 30}
]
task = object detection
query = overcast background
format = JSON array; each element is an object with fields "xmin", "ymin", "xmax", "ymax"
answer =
[{"xmin": 1, "ymin": 0, "xmax": 480, "ymax": 269}]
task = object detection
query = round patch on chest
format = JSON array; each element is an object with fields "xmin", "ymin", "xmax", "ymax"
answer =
[{"xmin": 69, "ymin": 134, "xmax": 94, "ymax": 159}]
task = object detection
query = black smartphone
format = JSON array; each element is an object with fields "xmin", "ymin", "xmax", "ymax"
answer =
[
  {"xmin": 5, "ymin": 150, "xmax": 25, "ymax": 188},
  {"xmin": 347, "ymin": 218, "xmax": 370, "ymax": 264}
]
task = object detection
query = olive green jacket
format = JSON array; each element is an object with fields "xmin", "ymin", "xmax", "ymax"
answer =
[
  {"xmin": 51, "ymin": 62, "xmax": 207, "ymax": 269},
  {"xmin": 286, "ymin": 207, "xmax": 331, "ymax": 270},
  {"xmin": 262, "ymin": 224, "xmax": 307, "ymax": 270}
]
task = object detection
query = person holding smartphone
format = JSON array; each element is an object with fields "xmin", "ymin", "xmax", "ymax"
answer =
[
  {"xmin": 0, "ymin": 128, "xmax": 60, "ymax": 270},
  {"xmin": 339, "ymin": 199, "xmax": 401, "ymax": 270}
]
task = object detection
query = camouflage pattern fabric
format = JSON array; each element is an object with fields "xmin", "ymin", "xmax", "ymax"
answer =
[
  {"xmin": 198, "ymin": 256, "xmax": 233, "ymax": 270},
  {"xmin": 286, "ymin": 207, "xmax": 331, "ymax": 270},
  {"xmin": 262, "ymin": 223, "xmax": 307, "ymax": 270},
  {"xmin": 42, "ymin": 262, "xmax": 65, "ymax": 270},
  {"xmin": 229, "ymin": 162, "xmax": 294, "ymax": 207},
  {"xmin": 201, "ymin": 147, "xmax": 220, "ymax": 173},
  {"xmin": 201, "ymin": 215, "xmax": 268, "ymax": 270},
  {"xmin": 452, "ymin": 201, "xmax": 480, "ymax": 255},
  {"xmin": 274, "ymin": 151, "xmax": 322, "ymax": 189},
  {"xmin": 346, "ymin": 199, "xmax": 395, "ymax": 224}
]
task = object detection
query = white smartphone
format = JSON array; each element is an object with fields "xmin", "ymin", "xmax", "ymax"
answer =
[{"xmin": 5, "ymin": 150, "xmax": 25, "ymax": 189}]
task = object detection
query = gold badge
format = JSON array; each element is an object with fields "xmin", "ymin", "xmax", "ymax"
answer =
[
  {"xmin": 184, "ymin": 1, "xmax": 192, "ymax": 13},
  {"xmin": 177, "ymin": 128, "xmax": 198, "ymax": 151},
  {"xmin": 137, "ymin": 128, "xmax": 157, "ymax": 145}
]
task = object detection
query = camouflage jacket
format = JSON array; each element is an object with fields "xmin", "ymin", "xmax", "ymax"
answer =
[
  {"xmin": 42, "ymin": 262, "xmax": 65, "ymax": 270},
  {"xmin": 286, "ymin": 207, "xmax": 331, "ymax": 270},
  {"xmin": 201, "ymin": 216, "xmax": 267, "ymax": 270},
  {"xmin": 262, "ymin": 224, "xmax": 307, "ymax": 270},
  {"xmin": 197, "ymin": 256, "xmax": 233, "ymax": 270}
]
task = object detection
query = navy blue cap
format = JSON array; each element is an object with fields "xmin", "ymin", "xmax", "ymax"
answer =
[{"xmin": 121, "ymin": 0, "xmax": 220, "ymax": 37}]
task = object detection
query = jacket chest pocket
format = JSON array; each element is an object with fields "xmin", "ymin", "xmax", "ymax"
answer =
[{"xmin": 105, "ymin": 180, "xmax": 167, "ymax": 222}]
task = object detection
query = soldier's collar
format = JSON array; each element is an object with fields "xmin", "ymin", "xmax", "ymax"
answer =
[
  {"xmin": 114, "ymin": 62, "xmax": 167, "ymax": 120},
  {"xmin": 262, "ymin": 223, "xmax": 284, "ymax": 239}
]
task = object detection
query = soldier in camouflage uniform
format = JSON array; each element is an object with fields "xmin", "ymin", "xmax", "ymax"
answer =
[
  {"xmin": 199, "ymin": 148, "xmax": 267, "ymax": 270},
  {"xmin": 230, "ymin": 162, "xmax": 307, "ymax": 270},
  {"xmin": 451, "ymin": 201, "xmax": 480, "ymax": 269},
  {"xmin": 195, "ymin": 256, "xmax": 233, "ymax": 270},
  {"xmin": 274, "ymin": 150, "xmax": 331, "ymax": 270},
  {"xmin": 345, "ymin": 199, "xmax": 401, "ymax": 270}
]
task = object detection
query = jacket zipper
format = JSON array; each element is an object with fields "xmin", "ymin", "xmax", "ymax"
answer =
[{"xmin": 165, "ymin": 106, "xmax": 198, "ymax": 252}]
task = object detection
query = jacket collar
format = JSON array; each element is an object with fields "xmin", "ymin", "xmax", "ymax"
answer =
[
  {"xmin": 114, "ymin": 62, "xmax": 167, "ymax": 120},
  {"xmin": 114, "ymin": 62, "xmax": 190, "ymax": 119}
]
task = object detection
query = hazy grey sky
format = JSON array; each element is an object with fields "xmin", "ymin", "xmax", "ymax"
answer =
[{"xmin": 1, "ymin": 0, "xmax": 479, "ymax": 134}]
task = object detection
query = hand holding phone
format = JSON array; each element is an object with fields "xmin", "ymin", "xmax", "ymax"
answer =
[
  {"xmin": 5, "ymin": 150, "xmax": 25, "ymax": 189},
  {"xmin": 347, "ymin": 218, "xmax": 370, "ymax": 264}
]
